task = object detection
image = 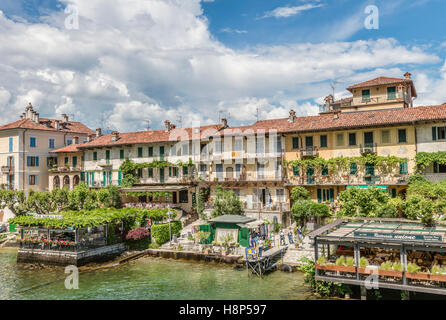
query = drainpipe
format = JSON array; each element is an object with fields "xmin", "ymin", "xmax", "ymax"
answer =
[{"xmin": 22, "ymin": 129, "xmax": 28, "ymax": 192}]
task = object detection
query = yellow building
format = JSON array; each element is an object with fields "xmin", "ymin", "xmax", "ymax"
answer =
[{"xmin": 0, "ymin": 103, "xmax": 93, "ymax": 192}]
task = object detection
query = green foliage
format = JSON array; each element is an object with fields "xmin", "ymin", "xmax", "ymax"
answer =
[
  {"xmin": 380, "ymin": 261, "xmax": 393, "ymax": 271},
  {"xmin": 335, "ymin": 256, "xmax": 346, "ymax": 266},
  {"xmin": 195, "ymin": 187, "xmax": 210, "ymax": 220},
  {"xmin": 298, "ymin": 257, "xmax": 352, "ymax": 297},
  {"xmin": 359, "ymin": 257, "xmax": 369, "ymax": 268},
  {"xmin": 345, "ymin": 256, "xmax": 355, "ymax": 267},
  {"xmin": 211, "ymin": 185, "xmax": 243, "ymax": 217},
  {"xmin": 407, "ymin": 263, "xmax": 420, "ymax": 273},
  {"xmin": 291, "ymin": 199, "xmax": 312, "ymax": 226},
  {"xmin": 290, "ymin": 186, "xmax": 310, "ymax": 202},
  {"xmin": 151, "ymin": 220, "xmax": 182, "ymax": 245},
  {"xmin": 415, "ymin": 151, "xmax": 446, "ymax": 170},
  {"xmin": 317, "ymin": 256, "xmax": 327, "ymax": 265},
  {"xmin": 197, "ymin": 230, "xmax": 211, "ymax": 244},
  {"xmin": 401, "ymin": 194, "xmax": 435, "ymax": 224},
  {"xmin": 392, "ymin": 263, "xmax": 403, "ymax": 272},
  {"xmin": 9, "ymin": 208, "xmax": 170, "ymax": 228},
  {"xmin": 338, "ymin": 187, "xmax": 396, "ymax": 218},
  {"xmin": 274, "ymin": 223, "xmax": 282, "ymax": 233},
  {"xmin": 431, "ymin": 265, "xmax": 446, "ymax": 275}
]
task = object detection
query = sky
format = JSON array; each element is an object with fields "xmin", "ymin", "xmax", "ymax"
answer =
[{"xmin": 0, "ymin": 0, "xmax": 445, "ymax": 132}]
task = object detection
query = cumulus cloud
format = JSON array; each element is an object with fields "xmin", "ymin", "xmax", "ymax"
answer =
[{"xmin": 0, "ymin": 0, "xmax": 442, "ymax": 132}]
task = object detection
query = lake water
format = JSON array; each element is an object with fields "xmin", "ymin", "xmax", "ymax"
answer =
[{"xmin": 0, "ymin": 248, "xmax": 312, "ymax": 300}]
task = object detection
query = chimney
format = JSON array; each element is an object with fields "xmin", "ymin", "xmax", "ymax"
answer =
[
  {"xmin": 54, "ymin": 120, "xmax": 60, "ymax": 130},
  {"xmin": 25, "ymin": 103, "xmax": 33, "ymax": 119},
  {"xmin": 164, "ymin": 120, "xmax": 171, "ymax": 132},
  {"xmin": 73, "ymin": 136, "xmax": 79, "ymax": 145},
  {"xmin": 88, "ymin": 134, "xmax": 94, "ymax": 142},
  {"xmin": 96, "ymin": 128, "xmax": 102, "ymax": 137},
  {"xmin": 324, "ymin": 95, "xmax": 334, "ymax": 111},
  {"xmin": 20, "ymin": 113, "xmax": 25, "ymax": 120},
  {"xmin": 221, "ymin": 118, "xmax": 228, "ymax": 128},
  {"xmin": 62, "ymin": 114, "xmax": 69, "ymax": 123},
  {"xmin": 333, "ymin": 111, "xmax": 340, "ymax": 120},
  {"xmin": 111, "ymin": 131, "xmax": 119, "ymax": 142},
  {"xmin": 170, "ymin": 124, "xmax": 176, "ymax": 130},
  {"xmin": 288, "ymin": 110, "xmax": 296, "ymax": 123},
  {"xmin": 404, "ymin": 72, "xmax": 412, "ymax": 80}
]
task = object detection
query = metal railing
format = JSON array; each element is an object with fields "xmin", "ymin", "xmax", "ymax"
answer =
[
  {"xmin": 300, "ymin": 146, "xmax": 318, "ymax": 157},
  {"xmin": 360, "ymin": 143, "xmax": 377, "ymax": 154}
]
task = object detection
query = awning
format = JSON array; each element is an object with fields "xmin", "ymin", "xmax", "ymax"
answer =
[
  {"xmin": 121, "ymin": 185, "xmax": 190, "ymax": 193},
  {"xmin": 346, "ymin": 185, "xmax": 387, "ymax": 191}
]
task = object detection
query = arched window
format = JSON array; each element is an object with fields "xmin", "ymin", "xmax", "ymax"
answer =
[
  {"xmin": 63, "ymin": 175, "xmax": 70, "ymax": 188},
  {"xmin": 53, "ymin": 176, "xmax": 60, "ymax": 189},
  {"xmin": 73, "ymin": 175, "xmax": 80, "ymax": 187}
]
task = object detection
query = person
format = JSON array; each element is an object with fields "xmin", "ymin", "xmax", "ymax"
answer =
[
  {"xmin": 296, "ymin": 226, "xmax": 303, "ymax": 242},
  {"xmin": 288, "ymin": 230, "xmax": 294, "ymax": 244},
  {"xmin": 280, "ymin": 229, "xmax": 285, "ymax": 246}
]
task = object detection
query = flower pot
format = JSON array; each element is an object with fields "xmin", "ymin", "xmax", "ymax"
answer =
[
  {"xmin": 378, "ymin": 269, "xmax": 403, "ymax": 278},
  {"xmin": 429, "ymin": 274, "xmax": 446, "ymax": 282},
  {"xmin": 316, "ymin": 264, "xmax": 355, "ymax": 273},
  {"xmin": 406, "ymin": 272, "xmax": 430, "ymax": 280}
]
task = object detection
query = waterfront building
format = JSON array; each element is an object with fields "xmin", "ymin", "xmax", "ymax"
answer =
[{"xmin": 0, "ymin": 103, "xmax": 93, "ymax": 192}]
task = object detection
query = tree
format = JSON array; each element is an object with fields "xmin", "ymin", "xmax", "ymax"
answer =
[
  {"xmin": 291, "ymin": 199, "xmax": 312, "ymax": 226},
  {"xmin": 338, "ymin": 187, "xmax": 395, "ymax": 218},
  {"xmin": 290, "ymin": 186, "xmax": 310, "ymax": 202},
  {"xmin": 211, "ymin": 185, "xmax": 243, "ymax": 217}
]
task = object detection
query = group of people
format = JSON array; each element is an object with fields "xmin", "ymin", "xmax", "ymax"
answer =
[
  {"xmin": 249, "ymin": 225, "xmax": 304, "ymax": 249},
  {"xmin": 279, "ymin": 226, "xmax": 304, "ymax": 246},
  {"xmin": 124, "ymin": 202, "xmax": 174, "ymax": 209}
]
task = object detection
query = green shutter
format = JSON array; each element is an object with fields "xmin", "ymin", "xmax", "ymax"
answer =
[
  {"xmin": 317, "ymin": 189, "xmax": 322, "ymax": 203},
  {"xmin": 103, "ymin": 171, "xmax": 106, "ymax": 186},
  {"xmin": 400, "ymin": 160, "xmax": 408, "ymax": 174},
  {"xmin": 292, "ymin": 137, "xmax": 299, "ymax": 149},
  {"xmin": 433, "ymin": 127, "xmax": 437, "ymax": 141},
  {"xmin": 169, "ymin": 167, "xmax": 172, "ymax": 177},
  {"xmin": 350, "ymin": 162, "xmax": 357, "ymax": 175},
  {"xmin": 329, "ymin": 189, "xmax": 334, "ymax": 203},
  {"xmin": 80, "ymin": 172, "xmax": 85, "ymax": 182},
  {"xmin": 322, "ymin": 166, "xmax": 328, "ymax": 176},
  {"xmin": 293, "ymin": 166, "xmax": 299, "ymax": 176},
  {"xmin": 434, "ymin": 162, "xmax": 439, "ymax": 173},
  {"xmin": 118, "ymin": 171, "xmax": 122, "ymax": 185},
  {"xmin": 120, "ymin": 150, "xmax": 124, "ymax": 159}
]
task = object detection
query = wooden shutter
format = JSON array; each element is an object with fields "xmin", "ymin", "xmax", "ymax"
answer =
[
  {"xmin": 433, "ymin": 127, "xmax": 437, "ymax": 141},
  {"xmin": 317, "ymin": 189, "xmax": 322, "ymax": 203},
  {"xmin": 329, "ymin": 189, "xmax": 334, "ymax": 203}
]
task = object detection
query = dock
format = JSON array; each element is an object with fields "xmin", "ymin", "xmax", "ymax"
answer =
[{"xmin": 245, "ymin": 246, "xmax": 287, "ymax": 277}]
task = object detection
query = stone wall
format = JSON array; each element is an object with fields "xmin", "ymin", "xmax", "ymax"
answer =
[{"xmin": 17, "ymin": 243, "xmax": 126, "ymax": 266}]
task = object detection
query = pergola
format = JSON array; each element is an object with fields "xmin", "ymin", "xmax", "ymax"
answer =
[{"xmin": 312, "ymin": 218, "xmax": 446, "ymax": 296}]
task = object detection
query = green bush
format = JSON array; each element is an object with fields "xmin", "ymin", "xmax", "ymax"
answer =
[
  {"xmin": 290, "ymin": 186, "xmax": 310, "ymax": 202},
  {"xmin": 151, "ymin": 220, "xmax": 182, "ymax": 244}
]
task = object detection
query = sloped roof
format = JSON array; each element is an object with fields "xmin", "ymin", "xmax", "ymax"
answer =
[
  {"xmin": 208, "ymin": 215, "xmax": 256, "ymax": 224},
  {"xmin": 251, "ymin": 104, "xmax": 446, "ymax": 134},
  {"xmin": 346, "ymin": 76, "xmax": 417, "ymax": 97},
  {"xmin": 50, "ymin": 144, "xmax": 83, "ymax": 153},
  {"xmin": 0, "ymin": 118, "xmax": 94, "ymax": 135}
]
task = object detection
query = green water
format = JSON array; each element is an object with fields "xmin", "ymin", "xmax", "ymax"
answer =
[{"xmin": 0, "ymin": 249, "xmax": 312, "ymax": 300}]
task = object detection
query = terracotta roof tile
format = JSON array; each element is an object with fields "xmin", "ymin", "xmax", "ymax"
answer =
[
  {"xmin": 346, "ymin": 76, "xmax": 417, "ymax": 97},
  {"xmin": 51, "ymin": 144, "xmax": 83, "ymax": 153},
  {"xmin": 0, "ymin": 118, "xmax": 94, "ymax": 135}
]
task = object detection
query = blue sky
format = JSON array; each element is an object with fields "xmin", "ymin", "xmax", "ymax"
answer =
[{"xmin": 0, "ymin": 0, "xmax": 445, "ymax": 132}]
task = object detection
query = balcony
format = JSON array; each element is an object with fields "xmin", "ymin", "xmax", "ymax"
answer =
[
  {"xmin": 98, "ymin": 160, "xmax": 112, "ymax": 167},
  {"xmin": 300, "ymin": 146, "xmax": 318, "ymax": 158},
  {"xmin": 244, "ymin": 202, "xmax": 290, "ymax": 212},
  {"xmin": 360, "ymin": 143, "xmax": 377, "ymax": 154}
]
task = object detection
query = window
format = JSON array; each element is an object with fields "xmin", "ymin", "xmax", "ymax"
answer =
[
  {"xmin": 234, "ymin": 139, "xmax": 243, "ymax": 152},
  {"xmin": 28, "ymin": 175, "xmax": 38, "ymax": 185},
  {"xmin": 120, "ymin": 149, "xmax": 124, "ymax": 159},
  {"xmin": 235, "ymin": 164, "xmax": 241, "ymax": 178},
  {"xmin": 48, "ymin": 138, "xmax": 55, "ymax": 149},
  {"xmin": 293, "ymin": 166, "xmax": 299, "ymax": 176},
  {"xmin": 336, "ymin": 133, "xmax": 344, "ymax": 147},
  {"xmin": 9, "ymin": 137, "xmax": 13, "ymax": 152},
  {"xmin": 214, "ymin": 140, "xmax": 222, "ymax": 154},
  {"xmin": 179, "ymin": 190, "xmax": 189, "ymax": 203},
  {"xmin": 362, "ymin": 89, "xmax": 371, "ymax": 102},
  {"xmin": 292, "ymin": 137, "xmax": 299, "ymax": 149},
  {"xmin": 64, "ymin": 157, "xmax": 69, "ymax": 165},
  {"xmin": 216, "ymin": 164, "xmax": 223, "ymax": 180},
  {"xmin": 276, "ymin": 189, "xmax": 285, "ymax": 202},
  {"xmin": 183, "ymin": 166, "xmax": 188, "ymax": 175},
  {"xmin": 432, "ymin": 127, "xmax": 446, "ymax": 141},
  {"xmin": 350, "ymin": 162, "xmax": 357, "ymax": 175},
  {"xmin": 200, "ymin": 164, "xmax": 207, "ymax": 172},
  {"xmin": 182, "ymin": 143, "xmax": 189, "ymax": 155},
  {"xmin": 320, "ymin": 135, "xmax": 327, "ymax": 148},
  {"xmin": 399, "ymin": 159, "xmax": 408, "ymax": 174},
  {"xmin": 398, "ymin": 129, "xmax": 407, "ymax": 143},
  {"xmin": 29, "ymin": 137, "xmax": 36, "ymax": 148},
  {"xmin": 321, "ymin": 166, "xmax": 328, "ymax": 176},
  {"xmin": 387, "ymin": 86, "xmax": 396, "ymax": 99},
  {"xmin": 93, "ymin": 152, "xmax": 98, "ymax": 161},
  {"xmin": 137, "ymin": 168, "xmax": 143, "ymax": 178},
  {"xmin": 256, "ymin": 162, "xmax": 265, "ymax": 179},
  {"xmin": 138, "ymin": 147, "xmax": 143, "ymax": 158},
  {"xmin": 27, "ymin": 156, "xmax": 39, "ymax": 167},
  {"xmin": 148, "ymin": 168, "xmax": 153, "ymax": 178},
  {"xmin": 170, "ymin": 145, "xmax": 177, "ymax": 156},
  {"xmin": 365, "ymin": 163, "xmax": 375, "ymax": 176},
  {"xmin": 47, "ymin": 156, "xmax": 57, "ymax": 168},
  {"xmin": 256, "ymin": 137, "xmax": 265, "ymax": 154},
  {"xmin": 433, "ymin": 162, "xmax": 446, "ymax": 173},
  {"xmin": 381, "ymin": 130, "xmax": 390, "ymax": 144},
  {"xmin": 73, "ymin": 156, "xmax": 78, "ymax": 168},
  {"xmin": 67, "ymin": 139, "xmax": 72, "ymax": 146},
  {"xmin": 148, "ymin": 147, "xmax": 153, "ymax": 157},
  {"xmin": 348, "ymin": 133, "xmax": 356, "ymax": 146},
  {"xmin": 305, "ymin": 136, "xmax": 313, "ymax": 147},
  {"xmin": 317, "ymin": 188, "xmax": 334, "ymax": 203},
  {"xmin": 172, "ymin": 167, "xmax": 178, "ymax": 176}
]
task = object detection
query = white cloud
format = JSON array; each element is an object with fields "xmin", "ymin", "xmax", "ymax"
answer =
[
  {"xmin": 220, "ymin": 27, "xmax": 247, "ymax": 34},
  {"xmin": 0, "ymin": 0, "xmax": 442, "ymax": 132},
  {"xmin": 261, "ymin": 4, "xmax": 323, "ymax": 19}
]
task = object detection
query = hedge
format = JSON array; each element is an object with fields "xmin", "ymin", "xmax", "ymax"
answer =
[{"xmin": 151, "ymin": 220, "xmax": 182, "ymax": 244}]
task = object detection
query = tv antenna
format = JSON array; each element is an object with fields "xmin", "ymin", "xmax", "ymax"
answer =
[
  {"xmin": 176, "ymin": 116, "xmax": 183, "ymax": 128},
  {"xmin": 330, "ymin": 80, "xmax": 342, "ymax": 98}
]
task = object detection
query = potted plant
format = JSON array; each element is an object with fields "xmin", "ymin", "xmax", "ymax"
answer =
[
  {"xmin": 430, "ymin": 265, "xmax": 446, "ymax": 282},
  {"xmin": 357, "ymin": 257, "xmax": 370, "ymax": 274},
  {"xmin": 406, "ymin": 263, "xmax": 429, "ymax": 280},
  {"xmin": 377, "ymin": 261, "xmax": 403, "ymax": 278}
]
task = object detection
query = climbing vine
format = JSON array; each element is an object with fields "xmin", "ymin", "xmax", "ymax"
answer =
[
  {"xmin": 125, "ymin": 192, "xmax": 171, "ymax": 198},
  {"xmin": 415, "ymin": 152, "xmax": 446, "ymax": 170}
]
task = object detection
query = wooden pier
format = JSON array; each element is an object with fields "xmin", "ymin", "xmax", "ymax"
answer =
[{"xmin": 245, "ymin": 246, "xmax": 287, "ymax": 277}]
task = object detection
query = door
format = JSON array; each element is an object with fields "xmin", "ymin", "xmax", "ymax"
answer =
[
  {"xmin": 306, "ymin": 167, "xmax": 315, "ymax": 184},
  {"xmin": 160, "ymin": 168, "xmax": 165, "ymax": 183},
  {"xmin": 226, "ymin": 167, "xmax": 233, "ymax": 180},
  {"xmin": 305, "ymin": 136, "xmax": 313, "ymax": 148},
  {"xmin": 106, "ymin": 150, "xmax": 110, "ymax": 164},
  {"xmin": 173, "ymin": 192, "xmax": 177, "ymax": 204},
  {"xmin": 160, "ymin": 146, "xmax": 165, "ymax": 161}
]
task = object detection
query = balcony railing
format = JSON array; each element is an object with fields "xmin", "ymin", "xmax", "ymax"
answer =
[
  {"xmin": 300, "ymin": 146, "xmax": 318, "ymax": 157},
  {"xmin": 360, "ymin": 143, "xmax": 377, "ymax": 154},
  {"xmin": 244, "ymin": 202, "xmax": 290, "ymax": 212}
]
